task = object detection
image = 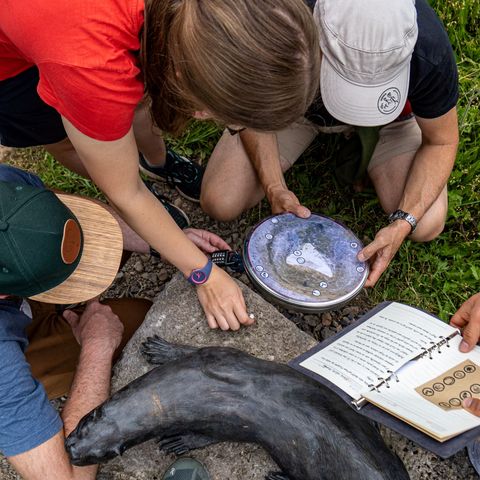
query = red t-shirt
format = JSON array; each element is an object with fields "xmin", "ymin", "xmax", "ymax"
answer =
[{"xmin": 0, "ymin": 0, "xmax": 145, "ymax": 141}]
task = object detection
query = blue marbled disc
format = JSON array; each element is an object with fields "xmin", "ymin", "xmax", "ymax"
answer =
[{"xmin": 243, "ymin": 213, "xmax": 368, "ymax": 310}]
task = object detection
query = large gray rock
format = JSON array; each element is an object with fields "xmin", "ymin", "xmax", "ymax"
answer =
[{"xmin": 98, "ymin": 273, "xmax": 317, "ymax": 480}]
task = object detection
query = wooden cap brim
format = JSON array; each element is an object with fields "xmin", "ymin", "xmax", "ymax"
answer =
[{"xmin": 29, "ymin": 194, "xmax": 123, "ymax": 304}]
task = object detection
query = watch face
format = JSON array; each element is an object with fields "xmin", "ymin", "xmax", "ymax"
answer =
[{"xmin": 190, "ymin": 270, "xmax": 207, "ymax": 285}]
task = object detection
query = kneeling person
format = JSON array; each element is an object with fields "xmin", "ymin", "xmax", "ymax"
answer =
[{"xmin": 0, "ymin": 166, "xmax": 151, "ymax": 479}]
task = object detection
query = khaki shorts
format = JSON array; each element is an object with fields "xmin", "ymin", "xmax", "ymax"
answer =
[{"xmin": 277, "ymin": 116, "xmax": 422, "ymax": 171}]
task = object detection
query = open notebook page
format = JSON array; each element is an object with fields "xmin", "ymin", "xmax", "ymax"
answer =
[
  {"xmin": 299, "ymin": 302, "xmax": 457, "ymax": 400},
  {"xmin": 363, "ymin": 336, "xmax": 480, "ymax": 441}
]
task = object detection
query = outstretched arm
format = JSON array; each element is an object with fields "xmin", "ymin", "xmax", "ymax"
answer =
[{"xmin": 62, "ymin": 118, "xmax": 252, "ymax": 331}]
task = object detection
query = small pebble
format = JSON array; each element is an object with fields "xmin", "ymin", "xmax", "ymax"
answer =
[{"xmin": 158, "ymin": 270, "xmax": 169, "ymax": 282}]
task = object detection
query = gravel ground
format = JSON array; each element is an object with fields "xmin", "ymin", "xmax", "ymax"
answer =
[{"xmin": 0, "ymin": 153, "xmax": 477, "ymax": 478}]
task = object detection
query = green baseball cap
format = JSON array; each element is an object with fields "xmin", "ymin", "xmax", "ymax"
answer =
[{"xmin": 0, "ymin": 181, "xmax": 123, "ymax": 304}]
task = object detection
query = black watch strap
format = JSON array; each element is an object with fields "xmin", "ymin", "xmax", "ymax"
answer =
[{"xmin": 210, "ymin": 250, "xmax": 245, "ymax": 273}]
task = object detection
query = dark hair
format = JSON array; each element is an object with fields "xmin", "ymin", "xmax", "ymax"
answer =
[{"xmin": 142, "ymin": 0, "xmax": 320, "ymax": 135}]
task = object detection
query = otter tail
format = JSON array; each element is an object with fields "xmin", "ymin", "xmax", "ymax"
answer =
[{"xmin": 141, "ymin": 335, "xmax": 199, "ymax": 365}]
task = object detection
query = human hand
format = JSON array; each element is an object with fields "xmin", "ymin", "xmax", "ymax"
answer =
[
  {"xmin": 463, "ymin": 397, "xmax": 480, "ymax": 416},
  {"xmin": 196, "ymin": 265, "xmax": 255, "ymax": 331},
  {"xmin": 184, "ymin": 228, "xmax": 231, "ymax": 254},
  {"xmin": 450, "ymin": 293, "xmax": 480, "ymax": 353},
  {"xmin": 268, "ymin": 186, "xmax": 311, "ymax": 218},
  {"xmin": 358, "ymin": 220, "xmax": 411, "ymax": 287},
  {"xmin": 63, "ymin": 299, "xmax": 124, "ymax": 354}
]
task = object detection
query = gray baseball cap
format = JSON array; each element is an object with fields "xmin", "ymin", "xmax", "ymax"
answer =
[{"xmin": 314, "ymin": 0, "xmax": 418, "ymax": 126}]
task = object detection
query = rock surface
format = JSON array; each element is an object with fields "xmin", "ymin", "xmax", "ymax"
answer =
[{"xmin": 98, "ymin": 273, "xmax": 317, "ymax": 480}]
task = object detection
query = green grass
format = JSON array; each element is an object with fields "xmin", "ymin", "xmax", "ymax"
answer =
[{"xmin": 5, "ymin": 0, "xmax": 479, "ymax": 320}]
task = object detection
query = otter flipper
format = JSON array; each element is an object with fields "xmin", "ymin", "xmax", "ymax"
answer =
[
  {"xmin": 158, "ymin": 433, "xmax": 218, "ymax": 455},
  {"xmin": 142, "ymin": 335, "xmax": 199, "ymax": 365},
  {"xmin": 265, "ymin": 472, "xmax": 291, "ymax": 480}
]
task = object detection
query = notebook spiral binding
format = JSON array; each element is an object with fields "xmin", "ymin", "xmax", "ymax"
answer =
[{"xmin": 352, "ymin": 330, "xmax": 461, "ymax": 410}]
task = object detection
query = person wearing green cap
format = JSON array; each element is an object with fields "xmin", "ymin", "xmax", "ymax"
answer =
[{"xmin": 0, "ymin": 164, "xmax": 225, "ymax": 479}]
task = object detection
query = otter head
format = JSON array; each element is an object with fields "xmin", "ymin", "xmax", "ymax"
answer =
[{"xmin": 65, "ymin": 405, "xmax": 128, "ymax": 466}]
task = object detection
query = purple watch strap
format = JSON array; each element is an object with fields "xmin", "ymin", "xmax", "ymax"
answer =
[{"xmin": 187, "ymin": 259, "xmax": 213, "ymax": 285}]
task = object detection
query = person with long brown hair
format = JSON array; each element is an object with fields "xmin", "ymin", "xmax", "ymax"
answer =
[{"xmin": 0, "ymin": 0, "xmax": 320, "ymax": 353}]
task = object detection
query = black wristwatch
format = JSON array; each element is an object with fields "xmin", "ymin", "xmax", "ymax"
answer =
[
  {"xmin": 210, "ymin": 250, "xmax": 245, "ymax": 273},
  {"xmin": 388, "ymin": 210, "xmax": 417, "ymax": 234}
]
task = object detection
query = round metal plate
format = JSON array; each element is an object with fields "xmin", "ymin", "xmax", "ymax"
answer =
[{"xmin": 243, "ymin": 213, "xmax": 368, "ymax": 312}]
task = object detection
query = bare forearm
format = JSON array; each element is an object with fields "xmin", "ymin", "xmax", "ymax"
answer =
[
  {"xmin": 399, "ymin": 108, "xmax": 459, "ymax": 221},
  {"xmin": 108, "ymin": 180, "xmax": 207, "ymax": 274},
  {"xmin": 398, "ymin": 142, "xmax": 456, "ymax": 221},
  {"xmin": 62, "ymin": 345, "xmax": 113, "ymax": 435},
  {"xmin": 59, "ymin": 346, "xmax": 114, "ymax": 479},
  {"xmin": 62, "ymin": 119, "xmax": 207, "ymax": 274},
  {"xmin": 240, "ymin": 130, "xmax": 286, "ymax": 199}
]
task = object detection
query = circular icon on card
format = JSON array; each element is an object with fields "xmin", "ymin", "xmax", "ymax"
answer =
[
  {"xmin": 439, "ymin": 402, "xmax": 451, "ymax": 409},
  {"xmin": 460, "ymin": 390, "xmax": 472, "ymax": 400},
  {"xmin": 443, "ymin": 376, "xmax": 455, "ymax": 386},
  {"xmin": 422, "ymin": 388, "xmax": 434, "ymax": 397},
  {"xmin": 464, "ymin": 364, "xmax": 476, "ymax": 374},
  {"xmin": 454, "ymin": 370, "xmax": 466, "ymax": 379},
  {"xmin": 449, "ymin": 398, "xmax": 462, "ymax": 407},
  {"xmin": 433, "ymin": 383, "xmax": 445, "ymax": 392},
  {"xmin": 470, "ymin": 384, "xmax": 480, "ymax": 394}
]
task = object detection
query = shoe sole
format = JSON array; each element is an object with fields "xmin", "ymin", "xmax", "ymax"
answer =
[
  {"xmin": 173, "ymin": 207, "xmax": 191, "ymax": 229},
  {"xmin": 139, "ymin": 165, "xmax": 201, "ymax": 204}
]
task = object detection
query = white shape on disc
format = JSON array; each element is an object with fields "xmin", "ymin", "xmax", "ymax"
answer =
[
  {"xmin": 286, "ymin": 243, "xmax": 333, "ymax": 278},
  {"xmin": 265, "ymin": 234, "xmax": 273, "ymax": 240}
]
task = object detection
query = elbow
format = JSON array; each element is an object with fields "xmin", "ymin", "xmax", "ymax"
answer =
[{"xmin": 103, "ymin": 178, "xmax": 146, "ymax": 212}]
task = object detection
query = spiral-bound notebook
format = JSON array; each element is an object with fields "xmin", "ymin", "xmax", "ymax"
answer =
[{"xmin": 289, "ymin": 301, "xmax": 480, "ymax": 458}]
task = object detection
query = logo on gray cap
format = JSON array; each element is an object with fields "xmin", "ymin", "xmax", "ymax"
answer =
[{"xmin": 377, "ymin": 88, "xmax": 401, "ymax": 115}]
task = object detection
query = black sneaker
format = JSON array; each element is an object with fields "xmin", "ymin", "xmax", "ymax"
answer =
[
  {"xmin": 162, "ymin": 458, "xmax": 211, "ymax": 480},
  {"xmin": 143, "ymin": 180, "xmax": 190, "ymax": 230},
  {"xmin": 139, "ymin": 150, "xmax": 204, "ymax": 203}
]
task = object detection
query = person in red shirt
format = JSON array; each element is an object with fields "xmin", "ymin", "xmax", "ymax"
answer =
[{"xmin": 0, "ymin": 0, "xmax": 321, "ymax": 337}]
